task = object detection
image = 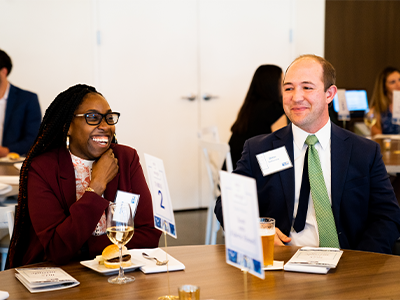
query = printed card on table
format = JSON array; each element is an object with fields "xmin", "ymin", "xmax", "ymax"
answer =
[
  {"xmin": 392, "ymin": 91, "xmax": 400, "ymax": 125},
  {"xmin": 337, "ymin": 89, "xmax": 350, "ymax": 121},
  {"xmin": 219, "ymin": 171, "xmax": 264, "ymax": 279},
  {"xmin": 144, "ymin": 153, "xmax": 177, "ymax": 238}
]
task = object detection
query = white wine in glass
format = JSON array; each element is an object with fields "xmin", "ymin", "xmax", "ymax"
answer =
[
  {"xmin": 364, "ymin": 110, "xmax": 377, "ymax": 128},
  {"xmin": 106, "ymin": 202, "xmax": 135, "ymax": 284}
]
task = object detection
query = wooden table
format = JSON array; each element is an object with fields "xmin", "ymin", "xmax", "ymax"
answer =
[
  {"xmin": 1, "ymin": 245, "xmax": 400, "ymax": 299},
  {"xmin": 374, "ymin": 138, "xmax": 400, "ymax": 173}
]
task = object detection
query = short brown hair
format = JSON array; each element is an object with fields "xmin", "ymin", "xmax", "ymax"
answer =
[{"xmin": 285, "ymin": 54, "xmax": 336, "ymax": 91}]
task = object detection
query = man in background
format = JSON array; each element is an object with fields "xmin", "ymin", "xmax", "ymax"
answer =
[
  {"xmin": 0, "ymin": 49, "xmax": 41, "ymax": 157},
  {"xmin": 215, "ymin": 54, "xmax": 400, "ymax": 254}
]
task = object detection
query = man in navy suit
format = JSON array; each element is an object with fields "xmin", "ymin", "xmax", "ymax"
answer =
[
  {"xmin": 215, "ymin": 54, "xmax": 400, "ymax": 254},
  {"xmin": 0, "ymin": 49, "xmax": 41, "ymax": 157}
]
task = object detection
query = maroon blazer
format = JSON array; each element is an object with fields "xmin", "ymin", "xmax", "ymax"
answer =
[{"xmin": 22, "ymin": 144, "xmax": 161, "ymax": 266}]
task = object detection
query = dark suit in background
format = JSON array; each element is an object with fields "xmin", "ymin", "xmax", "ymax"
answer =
[
  {"xmin": 2, "ymin": 84, "xmax": 41, "ymax": 155},
  {"xmin": 215, "ymin": 123, "xmax": 400, "ymax": 254}
]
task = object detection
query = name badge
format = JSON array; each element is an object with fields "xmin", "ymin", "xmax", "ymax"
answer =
[{"xmin": 256, "ymin": 146, "xmax": 293, "ymax": 176}]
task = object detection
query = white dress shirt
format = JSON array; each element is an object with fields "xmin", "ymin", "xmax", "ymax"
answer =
[
  {"xmin": 287, "ymin": 120, "xmax": 332, "ymax": 247},
  {"xmin": 0, "ymin": 83, "xmax": 10, "ymax": 145}
]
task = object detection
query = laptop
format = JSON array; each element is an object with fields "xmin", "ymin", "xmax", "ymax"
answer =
[{"xmin": 333, "ymin": 90, "xmax": 369, "ymax": 118}]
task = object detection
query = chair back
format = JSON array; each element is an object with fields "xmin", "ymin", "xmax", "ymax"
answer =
[
  {"xmin": 0, "ymin": 205, "xmax": 16, "ymax": 237},
  {"xmin": 198, "ymin": 126, "xmax": 220, "ymax": 142}
]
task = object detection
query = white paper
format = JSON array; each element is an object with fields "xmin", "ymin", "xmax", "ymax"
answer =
[
  {"xmin": 144, "ymin": 153, "xmax": 177, "ymax": 238},
  {"xmin": 392, "ymin": 91, "xmax": 400, "ymax": 125},
  {"xmin": 337, "ymin": 89, "xmax": 350, "ymax": 121},
  {"xmin": 220, "ymin": 171, "xmax": 264, "ymax": 279},
  {"xmin": 284, "ymin": 247, "xmax": 343, "ymax": 274},
  {"xmin": 15, "ymin": 267, "xmax": 79, "ymax": 293},
  {"xmin": 256, "ymin": 146, "xmax": 292, "ymax": 176},
  {"xmin": 114, "ymin": 190, "xmax": 140, "ymax": 218}
]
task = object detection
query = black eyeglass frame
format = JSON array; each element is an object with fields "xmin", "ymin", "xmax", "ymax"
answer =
[{"xmin": 74, "ymin": 112, "xmax": 121, "ymax": 126}]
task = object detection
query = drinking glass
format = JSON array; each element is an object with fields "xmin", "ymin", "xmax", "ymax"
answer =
[
  {"xmin": 364, "ymin": 110, "xmax": 376, "ymax": 128},
  {"xmin": 260, "ymin": 217, "xmax": 275, "ymax": 266},
  {"xmin": 106, "ymin": 202, "xmax": 135, "ymax": 284}
]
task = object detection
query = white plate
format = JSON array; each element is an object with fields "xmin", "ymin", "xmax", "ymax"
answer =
[
  {"xmin": 0, "ymin": 156, "xmax": 25, "ymax": 164},
  {"xmin": 80, "ymin": 257, "xmax": 144, "ymax": 275}
]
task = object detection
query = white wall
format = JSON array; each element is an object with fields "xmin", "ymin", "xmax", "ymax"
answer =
[{"xmin": 1, "ymin": 0, "xmax": 325, "ymax": 114}]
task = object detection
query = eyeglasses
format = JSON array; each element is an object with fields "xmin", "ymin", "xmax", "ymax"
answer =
[{"xmin": 74, "ymin": 112, "xmax": 120, "ymax": 126}]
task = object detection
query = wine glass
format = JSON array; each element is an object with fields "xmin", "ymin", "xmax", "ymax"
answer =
[
  {"xmin": 364, "ymin": 109, "xmax": 377, "ymax": 129},
  {"xmin": 106, "ymin": 202, "xmax": 135, "ymax": 284}
]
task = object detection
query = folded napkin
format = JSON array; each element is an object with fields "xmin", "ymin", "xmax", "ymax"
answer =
[
  {"xmin": 0, "ymin": 291, "xmax": 9, "ymax": 300},
  {"xmin": 129, "ymin": 248, "xmax": 185, "ymax": 274},
  {"xmin": 0, "ymin": 176, "xmax": 19, "ymax": 185}
]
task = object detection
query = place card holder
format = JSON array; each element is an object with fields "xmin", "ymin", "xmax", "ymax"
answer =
[{"xmin": 157, "ymin": 221, "xmax": 178, "ymax": 300}]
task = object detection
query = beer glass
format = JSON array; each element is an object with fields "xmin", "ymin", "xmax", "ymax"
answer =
[{"xmin": 260, "ymin": 217, "xmax": 275, "ymax": 266}]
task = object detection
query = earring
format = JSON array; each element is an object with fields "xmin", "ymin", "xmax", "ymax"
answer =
[
  {"xmin": 66, "ymin": 136, "xmax": 70, "ymax": 150},
  {"xmin": 113, "ymin": 133, "xmax": 118, "ymax": 144}
]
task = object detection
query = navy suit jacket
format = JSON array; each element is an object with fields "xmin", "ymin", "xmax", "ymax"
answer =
[
  {"xmin": 215, "ymin": 123, "xmax": 400, "ymax": 254},
  {"xmin": 2, "ymin": 84, "xmax": 41, "ymax": 155}
]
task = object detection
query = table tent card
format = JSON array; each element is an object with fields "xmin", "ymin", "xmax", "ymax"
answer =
[
  {"xmin": 15, "ymin": 267, "xmax": 79, "ymax": 293},
  {"xmin": 219, "ymin": 171, "xmax": 264, "ymax": 279},
  {"xmin": 337, "ymin": 89, "xmax": 350, "ymax": 121},
  {"xmin": 392, "ymin": 91, "xmax": 400, "ymax": 125},
  {"xmin": 284, "ymin": 247, "xmax": 343, "ymax": 274},
  {"xmin": 144, "ymin": 153, "xmax": 177, "ymax": 238}
]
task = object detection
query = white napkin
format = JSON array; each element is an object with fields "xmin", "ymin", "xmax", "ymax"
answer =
[
  {"xmin": 129, "ymin": 248, "xmax": 185, "ymax": 274},
  {"xmin": 0, "ymin": 291, "xmax": 9, "ymax": 300},
  {"xmin": 0, "ymin": 176, "xmax": 19, "ymax": 185}
]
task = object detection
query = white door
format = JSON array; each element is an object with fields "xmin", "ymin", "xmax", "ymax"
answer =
[
  {"xmin": 198, "ymin": 0, "xmax": 294, "ymax": 206},
  {"xmin": 96, "ymin": 1, "xmax": 200, "ymax": 210}
]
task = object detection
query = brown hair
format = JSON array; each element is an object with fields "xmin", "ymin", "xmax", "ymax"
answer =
[
  {"xmin": 370, "ymin": 67, "xmax": 400, "ymax": 116},
  {"xmin": 284, "ymin": 54, "xmax": 336, "ymax": 91}
]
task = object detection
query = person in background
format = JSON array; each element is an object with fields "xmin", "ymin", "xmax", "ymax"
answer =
[
  {"xmin": 6, "ymin": 84, "xmax": 161, "ymax": 268},
  {"xmin": 369, "ymin": 67, "xmax": 400, "ymax": 136},
  {"xmin": 215, "ymin": 54, "xmax": 400, "ymax": 254},
  {"xmin": 228, "ymin": 65, "xmax": 287, "ymax": 169},
  {"xmin": 0, "ymin": 49, "xmax": 41, "ymax": 157}
]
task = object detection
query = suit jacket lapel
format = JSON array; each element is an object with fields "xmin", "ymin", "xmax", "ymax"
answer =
[
  {"xmin": 4, "ymin": 84, "xmax": 16, "ymax": 129},
  {"xmin": 331, "ymin": 124, "xmax": 351, "ymax": 220},
  {"xmin": 273, "ymin": 125, "xmax": 295, "ymax": 224}
]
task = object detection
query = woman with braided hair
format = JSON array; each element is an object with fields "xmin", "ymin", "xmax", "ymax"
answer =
[{"xmin": 6, "ymin": 84, "xmax": 161, "ymax": 268}]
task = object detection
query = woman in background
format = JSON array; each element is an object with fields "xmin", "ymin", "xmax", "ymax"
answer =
[
  {"xmin": 228, "ymin": 65, "xmax": 286, "ymax": 169},
  {"xmin": 6, "ymin": 84, "xmax": 160, "ymax": 268},
  {"xmin": 370, "ymin": 67, "xmax": 400, "ymax": 136}
]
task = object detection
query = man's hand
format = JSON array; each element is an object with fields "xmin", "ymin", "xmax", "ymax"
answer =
[
  {"xmin": 274, "ymin": 227, "xmax": 291, "ymax": 246},
  {"xmin": 0, "ymin": 146, "xmax": 10, "ymax": 158}
]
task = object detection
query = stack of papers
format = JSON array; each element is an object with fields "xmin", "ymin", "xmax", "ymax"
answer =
[
  {"xmin": 15, "ymin": 267, "xmax": 79, "ymax": 293},
  {"xmin": 284, "ymin": 247, "xmax": 343, "ymax": 274}
]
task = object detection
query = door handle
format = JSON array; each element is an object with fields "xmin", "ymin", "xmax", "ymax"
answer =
[
  {"xmin": 203, "ymin": 93, "xmax": 218, "ymax": 101},
  {"xmin": 181, "ymin": 93, "xmax": 196, "ymax": 101}
]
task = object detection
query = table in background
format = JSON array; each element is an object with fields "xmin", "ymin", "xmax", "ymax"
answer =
[
  {"xmin": 374, "ymin": 138, "xmax": 400, "ymax": 173},
  {"xmin": 1, "ymin": 245, "xmax": 400, "ymax": 299}
]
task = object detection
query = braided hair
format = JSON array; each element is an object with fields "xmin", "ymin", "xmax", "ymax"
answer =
[{"xmin": 6, "ymin": 84, "xmax": 101, "ymax": 268}]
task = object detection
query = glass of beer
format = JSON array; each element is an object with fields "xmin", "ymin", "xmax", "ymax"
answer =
[{"xmin": 260, "ymin": 217, "xmax": 275, "ymax": 266}]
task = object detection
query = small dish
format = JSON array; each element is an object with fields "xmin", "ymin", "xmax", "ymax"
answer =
[
  {"xmin": 80, "ymin": 257, "xmax": 144, "ymax": 276},
  {"xmin": 0, "ymin": 156, "xmax": 25, "ymax": 164}
]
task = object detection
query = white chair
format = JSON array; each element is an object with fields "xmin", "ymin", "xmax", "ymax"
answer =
[
  {"xmin": 199, "ymin": 138, "xmax": 233, "ymax": 245},
  {"xmin": 0, "ymin": 205, "xmax": 16, "ymax": 271}
]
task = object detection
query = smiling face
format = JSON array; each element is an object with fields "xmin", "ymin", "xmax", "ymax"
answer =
[
  {"xmin": 283, "ymin": 58, "xmax": 336, "ymax": 133},
  {"xmin": 385, "ymin": 71, "xmax": 400, "ymax": 101},
  {"xmin": 67, "ymin": 93, "xmax": 115, "ymax": 160}
]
